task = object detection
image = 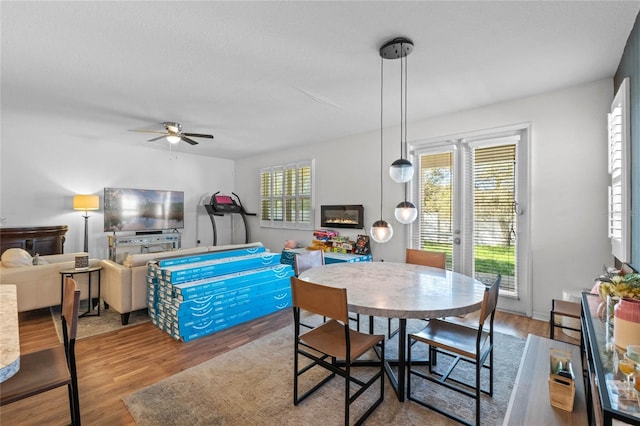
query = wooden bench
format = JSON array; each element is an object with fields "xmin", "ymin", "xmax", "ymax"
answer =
[{"xmin": 503, "ymin": 334, "xmax": 588, "ymax": 425}]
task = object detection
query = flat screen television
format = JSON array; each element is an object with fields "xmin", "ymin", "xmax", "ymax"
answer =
[{"xmin": 104, "ymin": 188, "xmax": 184, "ymax": 232}]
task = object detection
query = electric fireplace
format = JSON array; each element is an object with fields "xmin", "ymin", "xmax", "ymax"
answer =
[{"xmin": 320, "ymin": 205, "xmax": 364, "ymax": 229}]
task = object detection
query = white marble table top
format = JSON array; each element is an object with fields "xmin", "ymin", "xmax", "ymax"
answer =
[
  {"xmin": 299, "ymin": 261, "xmax": 487, "ymax": 319},
  {"xmin": 0, "ymin": 285, "xmax": 20, "ymax": 383}
]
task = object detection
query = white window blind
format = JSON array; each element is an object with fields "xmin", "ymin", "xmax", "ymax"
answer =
[
  {"xmin": 413, "ymin": 148, "xmax": 455, "ymax": 269},
  {"xmin": 465, "ymin": 139, "xmax": 518, "ymax": 292},
  {"xmin": 260, "ymin": 160, "xmax": 314, "ymax": 230},
  {"xmin": 608, "ymin": 78, "xmax": 630, "ymax": 261}
]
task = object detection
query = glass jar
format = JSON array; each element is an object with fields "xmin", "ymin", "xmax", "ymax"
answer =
[{"xmin": 613, "ymin": 298, "xmax": 640, "ymax": 350}]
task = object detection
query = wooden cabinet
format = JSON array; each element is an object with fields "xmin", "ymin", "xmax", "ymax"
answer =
[{"xmin": 0, "ymin": 226, "xmax": 68, "ymax": 256}]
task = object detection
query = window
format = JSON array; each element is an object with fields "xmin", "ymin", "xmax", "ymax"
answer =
[
  {"xmin": 260, "ymin": 160, "xmax": 314, "ymax": 230},
  {"xmin": 608, "ymin": 78, "xmax": 630, "ymax": 261}
]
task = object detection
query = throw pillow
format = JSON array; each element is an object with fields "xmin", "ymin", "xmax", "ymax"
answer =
[{"xmin": 1, "ymin": 248, "xmax": 33, "ymax": 267}]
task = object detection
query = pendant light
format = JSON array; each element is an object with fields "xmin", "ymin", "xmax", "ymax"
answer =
[
  {"xmin": 395, "ymin": 199, "xmax": 417, "ymax": 224},
  {"xmin": 383, "ymin": 38, "xmax": 414, "ymax": 184},
  {"xmin": 370, "ymin": 53, "xmax": 393, "ymax": 243},
  {"xmin": 393, "ymin": 39, "xmax": 417, "ymax": 224}
]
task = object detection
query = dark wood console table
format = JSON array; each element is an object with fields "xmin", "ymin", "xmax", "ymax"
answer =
[{"xmin": 0, "ymin": 225, "xmax": 68, "ymax": 256}]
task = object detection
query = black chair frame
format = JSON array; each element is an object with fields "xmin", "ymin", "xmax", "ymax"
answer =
[
  {"xmin": 407, "ymin": 275, "xmax": 501, "ymax": 426},
  {"xmin": 292, "ymin": 278, "xmax": 385, "ymax": 426}
]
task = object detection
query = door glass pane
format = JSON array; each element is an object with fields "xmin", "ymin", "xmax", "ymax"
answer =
[
  {"xmin": 418, "ymin": 152, "xmax": 454, "ymax": 269},
  {"xmin": 472, "ymin": 144, "xmax": 517, "ymax": 293}
]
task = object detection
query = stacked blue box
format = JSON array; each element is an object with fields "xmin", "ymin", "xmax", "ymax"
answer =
[
  {"xmin": 156, "ymin": 252, "xmax": 282, "ymax": 284},
  {"xmin": 324, "ymin": 252, "xmax": 372, "ymax": 264},
  {"xmin": 147, "ymin": 251, "xmax": 294, "ymax": 342},
  {"xmin": 156, "ymin": 246, "xmax": 266, "ymax": 267}
]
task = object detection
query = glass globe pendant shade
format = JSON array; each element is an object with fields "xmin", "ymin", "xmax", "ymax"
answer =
[
  {"xmin": 389, "ymin": 159, "xmax": 414, "ymax": 183},
  {"xmin": 166, "ymin": 135, "xmax": 181, "ymax": 144},
  {"xmin": 394, "ymin": 201, "xmax": 417, "ymax": 224},
  {"xmin": 370, "ymin": 219, "xmax": 393, "ymax": 243}
]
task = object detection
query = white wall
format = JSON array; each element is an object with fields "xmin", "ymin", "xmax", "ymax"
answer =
[
  {"xmin": 1, "ymin": 78, "xmax": 614, "ymax": 320},
  {"xmin": 0, "ymin": 111, "xmax": 234, "ymax": 260},
  {"xmin": 235, "ymin": 78, "xmax": 614, "ymax": 320}
]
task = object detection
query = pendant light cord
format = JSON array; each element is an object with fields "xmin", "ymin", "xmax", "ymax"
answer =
[
  {"xmin": 380, "ymin": 55, "xmax": 384, "ymax": 220},
  {"xmin": 404, "ymin": 48, "xmax": 408, "ymax": 159},
  {"xmin": 399, "ymin": 42, "xmax": 404, "ymax": 160},
  {"xmin": 404, "ymin": 47, "xmax": 409, "ymax": 199}
]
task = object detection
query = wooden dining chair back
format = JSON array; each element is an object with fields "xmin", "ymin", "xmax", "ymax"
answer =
[
  {"xmin": 295, "ymin": 250, "xmax": 361, "ymax": 330},
  {"xmin": 290, "ymin": 277, "xmax": 385, "ymax": 426},
  {"xmin": 407, "ymin": 275, "xmax": 501, "ymax": 426},
  {"xmin": 549, "ymin": 299, "xmax": 581, "ymax": 343},
  {"xmin": 385, "ymin": 249, "xmax": 448, "ymax": 338},
  {"xmin": 0, "ymin": 277, "xmax": 81, "ymax": 425},
  {"xmin": 294, "ymin": 249, "xmax": 325, "ymax": 276},
  {"xmin": 405, "ymin": 248, "xmax": 446, "ymax": 269}
]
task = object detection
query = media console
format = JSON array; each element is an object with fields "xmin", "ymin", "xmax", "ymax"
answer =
[{"xmin": 108, "ymin": 232, "xmax": 181, "ymax": 263}]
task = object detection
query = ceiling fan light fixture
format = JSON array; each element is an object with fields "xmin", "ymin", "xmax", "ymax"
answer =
[
  {"xmin": 165, "ymin": 122, "xmax": 181, "ymax": 133},
  {"xmin": 166, "ymin": 135, "xmax": 181, "ymax": 144}
]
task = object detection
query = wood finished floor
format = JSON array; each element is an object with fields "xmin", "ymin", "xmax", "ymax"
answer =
[{"xmin": 1, "ymin": 307, "xmax": 570, "ymax": 425}]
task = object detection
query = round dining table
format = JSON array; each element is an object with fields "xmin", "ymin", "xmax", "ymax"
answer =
[{"xmin": 299, "ymin": 261, "xmax": 487, "ymax": 401}]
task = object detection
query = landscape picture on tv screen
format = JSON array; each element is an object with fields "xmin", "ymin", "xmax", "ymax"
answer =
[{"xmin": 104, "ymin": 188, "xmax": 184, "ymax": 232}]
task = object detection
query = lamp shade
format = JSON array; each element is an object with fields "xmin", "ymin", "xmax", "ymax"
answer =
[
  {"xmin": 166, "ymin": 135, "xmax": 181, "ymax": 144},
  {"xmin": 370, "ymin": 219, "xmax": 393, "ymax": 243},
  {"xmin": 394, "ymin": 201, "xmax": 418, "ymax": 224},
  {"xmin": 73, "ymin": 195, "xmax": 99, "ymax": 211},
  {"xmin": 389, "ymin": 159, "xmax": 414, "ymax": 183}
]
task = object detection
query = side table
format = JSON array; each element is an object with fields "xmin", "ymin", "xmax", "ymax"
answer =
[{"xmin": 59, "ymin": 266, "xmax": 102, "ymax": 317}]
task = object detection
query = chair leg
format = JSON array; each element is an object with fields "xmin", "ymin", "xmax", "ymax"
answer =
[
  {"xmin": 549, "ymin": 310, "xmax": 555, "ymax": 339},
  {"xmin": 70, "ymin": 358, "xmax": 81, "ymax": 425},
  {"xmin": 344, "ymin": 363, "xmax": 350, "ymax": 426},
  {"xmin": 407, "ymin": 335, "xmax": 413, "ymax": 397},
  {"xmin": 387, "ymin": 318, "xmax": 399, "ymax": 339},
  {"xmin": 476, "ymin": 356, "xmax": 481, "ymax": 425}
]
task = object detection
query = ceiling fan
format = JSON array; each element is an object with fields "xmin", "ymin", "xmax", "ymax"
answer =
[{"xmin": 130, "ymin": 122, "xmax": 214, "ymax": 145}]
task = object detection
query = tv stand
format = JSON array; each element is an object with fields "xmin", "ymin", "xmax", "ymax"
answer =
[
  {"xmin": 108, "ymin": 231, "xmax": 181, "ymax": 263},
  {"xmin": 135, "ymin": 230, "xmax": 163, "ymax": 235}
]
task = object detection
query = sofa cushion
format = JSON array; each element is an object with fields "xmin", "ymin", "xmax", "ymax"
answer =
[{"xmin": 1, "ymin": 248, "xmax": 33, "ymax": 267}]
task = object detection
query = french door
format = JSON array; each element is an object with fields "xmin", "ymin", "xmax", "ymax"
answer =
[{"xmin": 410, "ymin": 125, "xmax": 530, "ymax": 315}]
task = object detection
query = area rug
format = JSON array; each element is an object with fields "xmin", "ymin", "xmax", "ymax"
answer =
[
  {"xmin": 123, "ymin": 317, "xmax": 525, "ymax": 425},
  {"xmin": 50, "ymin": 302, "xmax": 150, "ymax": 342}
]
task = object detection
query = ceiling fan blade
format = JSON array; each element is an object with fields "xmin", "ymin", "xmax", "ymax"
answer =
[
  {"xmin": 130, "ymin": 129, "xmax": 168, "ymax": 135},
  {"xmin": 183, "ymin": 133, "xmax": 214, "ymax": 139},
  {"xmin": 181, "ymin": 136, "xmax": 199, "ymax": 145},
  {"xmin": 147, "ymin": 135, "xmax": 168, "ymax": 142}
]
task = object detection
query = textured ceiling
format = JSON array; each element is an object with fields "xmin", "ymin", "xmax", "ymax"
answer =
[{"xmin": 2, "ymin": 1, "xmax": 639, "ymax": 159}]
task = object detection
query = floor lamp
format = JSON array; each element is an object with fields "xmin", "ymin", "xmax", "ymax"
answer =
[{"xmin": 73, "ymin": 194, "xmax": 99, "ymax": 253}]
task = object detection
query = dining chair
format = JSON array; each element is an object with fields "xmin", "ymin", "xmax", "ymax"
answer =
[
  {"xmin": 291, "ymin": 277, "xmax": 385, "ymax": 426},
  {"xmin": 549, "ymin": 299, "xmax": 581, "ymax": 343},
  {"xmin": 407, "ymin": 274, "xmax": 501, "ymax": 426},
  {"xmin": 293, "ymin": 249, "xmax": 325, "ymax": 276},
  {"xmin": 294, "ymin": 250, "xmax": 326, "ymax": 329},
  {"xmin": 295, "ymin": 250, "xmax": 360, "ymax": 330},
  {"xmin": 405, "ymin": 248, "xmax": 446, "ymax": 269},
  {"xmin": 386, "ymin": 248, "xmax": 447, "ymax": 338},
  {"xmin": 1, "ymin": 277, "xmax": 82, "ymax": 425}
]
